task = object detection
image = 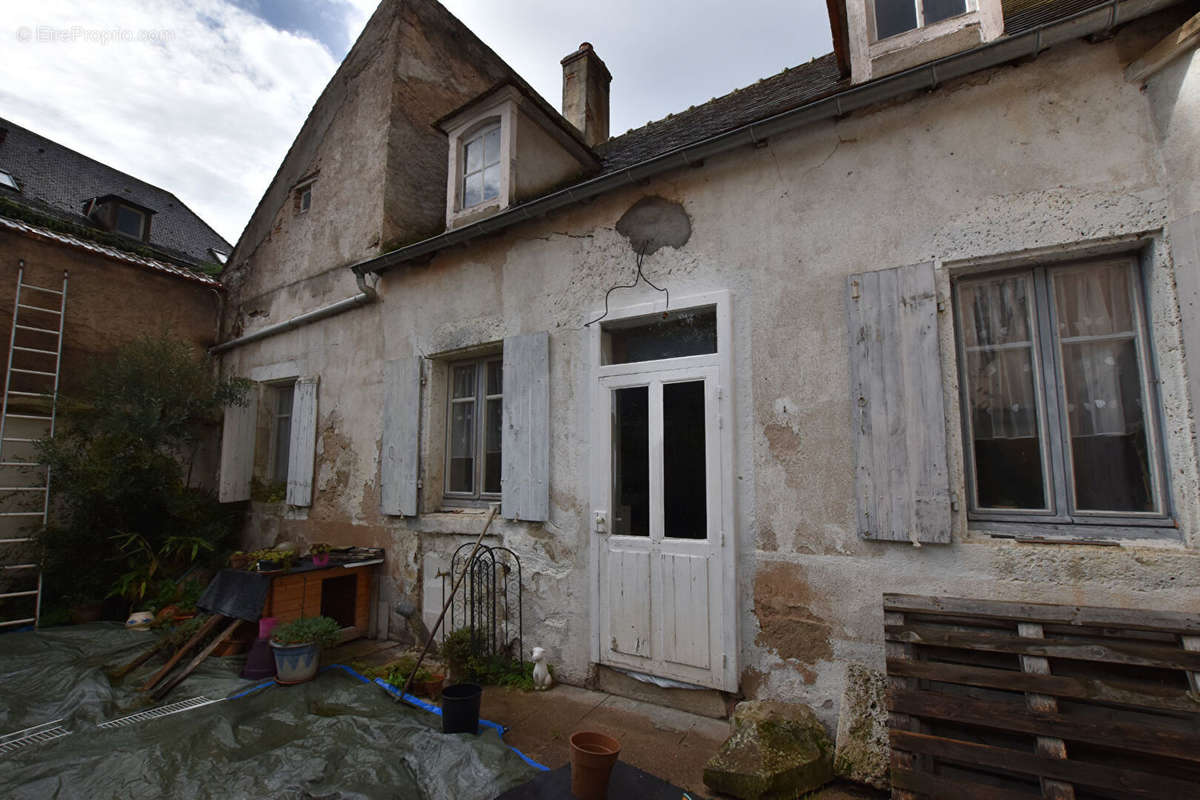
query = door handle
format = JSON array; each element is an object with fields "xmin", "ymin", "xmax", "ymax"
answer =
[{"xmin": 593, "ymin": 510, "xmax": 608, "ymax": 535}]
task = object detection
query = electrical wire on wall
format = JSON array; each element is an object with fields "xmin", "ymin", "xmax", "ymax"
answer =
[{"xmin": 585, "ymin": 244, "xmax": 669, "ymax": 328}]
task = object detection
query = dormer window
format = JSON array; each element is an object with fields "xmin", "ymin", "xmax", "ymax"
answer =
[
  {"xmin": 437, "ymin": 83, "xmax": 600, "ymax": 230},
  {"xmin": 849, "ymin": 0, "xmax": 1002, "ymax": 83},
  {"xmin": 874, "ymin": 0, "xmax": 967, "ymax": 39},
  {"xmin": 83, "ymin": 194, "xmax": 155, "ymax": 242},
  {"xmin": 462, "ymin": 125, "xmax": 501, "ymax": 209},
  {"xmin": 0, "ymin": 169, "xmax": 18, "ymax": 191},
  {"xmin": 114, "ymin": 204, "xmax": 146, "ymax": 239}
]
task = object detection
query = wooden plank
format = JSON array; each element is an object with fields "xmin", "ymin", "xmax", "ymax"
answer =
[
  {"xmin": 885, "ymin": 609, "xmax": 922, "ymax": 800},
  {"xmin": 891, "ymin": 762, "xmax": 1038, "ymax": 800},
  {"xmin": 890, "ymin": 688, "xmax": 1200, "ymax": 763},
  {"xmin": 140, "ymin": 614, "xmax": 223, "ymax": 691},
  {"xmin": 355, "ymin": 570, "xmax": 370, "ymax": 632},
  {"xmin": 501, "ymin": 331, "xmax": 550, "ymax": 521},
  {"xmin": 886, "ymin": 624, "xmax": 1200, "ymax": 671},
  {"xmin": 1125, "ymin": 11, "xmax": 1200, "ymax": 83},
  {"xmin": 1017, "ymin": 622, "xmax": 1074, "ymax": 800},
  {"xmin": 380, "ymin": 357, "xmax": 421, "ymax": 517},
  {"xmin": 886, "ymin": 659, "xmax": 1200, "ymax": 714},
  {"xmin": 883, "ymin": 594, "xmax": 1200, "ymax": 635},
  {"xmin": 152, "ymin": 617, "xmax": 242, "ymax": 700},
  {"xmin": 846, "ymin": 262, "xmax": 950, "ymax": 543},
  {"xmin": 218, "ymin": 388, "xmax": 257, "ymax": 503},
  {"xmin": 893, "ymin": 730, "xmax": 1200, "ymax": 799},
  {"xmin": 1182, "ymin": 635, "xmax": 1200, "ymax": 696},
  {"xmin": 301, "ymin": 574, "xmax": 323, "ymax": 617},
  {"xmin": 285, "ymin": 376, "xmax": 318, "ymax": 506}
]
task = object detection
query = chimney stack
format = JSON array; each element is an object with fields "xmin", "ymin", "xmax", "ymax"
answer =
[{"xmin": 561, "ymin": 42, "xmax": 611, "ymax": 148}]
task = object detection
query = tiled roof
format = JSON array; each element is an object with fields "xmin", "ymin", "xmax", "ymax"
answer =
[
  {"xmin": 598, "ymin": 54, "xmax": 848, "ymax": 173},
  {"xmin": 602, "ymin": 1, "xmax": 1138, "ymax": 173},
  {"xmin": 0, "ymin": 117, "xmax": 230, "ymax": 267},
  {"xmin": 1002, "ymin": 0, "xmax": 1115, "ymax": 34},
  {"xmin": 0, "ymin": 215, "xmax": 221, "ymax": 288}
]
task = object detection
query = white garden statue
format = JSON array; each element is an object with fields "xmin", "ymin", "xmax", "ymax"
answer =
[{"xmin": 531, "ymin": 646, "xmax": 553, "ymax": 691}]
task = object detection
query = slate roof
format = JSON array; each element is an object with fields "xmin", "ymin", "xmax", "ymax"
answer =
[
  {"xmin": 0, "ymin": 117, "xmax": 230, "ymax": 268},
  {"xmin": 598, "ymin": 53, "xmax": 847, "ymax": 173}
]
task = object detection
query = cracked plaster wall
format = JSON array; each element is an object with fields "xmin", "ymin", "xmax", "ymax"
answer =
[{"xmin": 218, "ymin": 12, "xmax": 1200, "ymax": 728}]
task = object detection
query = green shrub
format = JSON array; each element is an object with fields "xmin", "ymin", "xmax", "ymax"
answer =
[
  {"xmin": 271, "ymin": 616, "xmax": 341, "ymax": 649},
  {"xmin": 36, "ymin": 335, "xmax": 249, "ymax": 608}
]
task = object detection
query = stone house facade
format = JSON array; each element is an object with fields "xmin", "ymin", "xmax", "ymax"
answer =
[{"xmin": 214, "ymin": 0, "xmax": 1200, "ymax": 749}]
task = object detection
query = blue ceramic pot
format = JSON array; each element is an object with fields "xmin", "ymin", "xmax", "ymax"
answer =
[{"xmin": 270, "ymin": 640, "xmax": 320, "ymax": 684}]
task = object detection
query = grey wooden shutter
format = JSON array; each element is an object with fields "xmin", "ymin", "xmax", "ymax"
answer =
[
  {"xmin": 218, "ymin": 386, "xmax": 258, "ymax": 503},
  {"xmin": 846, "ymin": 262, "xmax": 951, "ymax": 544},
  {"xmin": 286, "ymin": 376, "xmax": 319, "ymax": 507},
  {"xmin": 380, "ymin": 357, "xmax": 421, "ymax": 516},
  {"xmin": 501, "ymin": 331, "xmax": 549, "ymax": 521}
]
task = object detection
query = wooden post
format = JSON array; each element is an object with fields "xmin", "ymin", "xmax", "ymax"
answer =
[{"xmin": 1018, "ymin": 622, "xmax": 1075, "ymax": 800}]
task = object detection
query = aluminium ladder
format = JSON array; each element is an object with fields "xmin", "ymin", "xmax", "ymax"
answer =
[{"xmin": 0, "ymin": 265, "xmax": 67, "ymax": 631}]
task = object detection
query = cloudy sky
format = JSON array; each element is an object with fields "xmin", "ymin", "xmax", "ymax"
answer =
[{"xmin": 0, "ymin": 0, "xmax": 831, "ymax": 246}]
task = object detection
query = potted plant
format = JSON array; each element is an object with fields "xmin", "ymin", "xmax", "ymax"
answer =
[
  {"xmin": 269, "ymin": 616, "xmax": 341, "ymax": 684},
  {"xmin": 308, "ymin": 542, "xmax": 333, "ymax": 568}
]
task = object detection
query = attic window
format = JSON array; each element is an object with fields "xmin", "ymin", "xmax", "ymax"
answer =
[
  {"xmin": 462, "ymin": 124, "xmax": 501, "ymax": 209},
  {"xmin": 294, "ymin": 182, "xmax": 314, "ymax": 215},
  {"xmin": 114, "ymin": 204, "xmax": 147, "ymax": 239},
  {"xmin": 209, "ymin": 248, "xmax": 229, "ymax": 265},
  {"xmin": 0, "ymin": 170, "xmax": 17, "ymax": 191},
  {"xmin": 873, "ymin": 0, "xmax": 967, "ymax": 39}
]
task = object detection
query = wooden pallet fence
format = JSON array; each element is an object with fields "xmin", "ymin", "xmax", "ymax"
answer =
[{"xmin": 882, "ymin": 593, "xmax": 1200, "ymax": 800}]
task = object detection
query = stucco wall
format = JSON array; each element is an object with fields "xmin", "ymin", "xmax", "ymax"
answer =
[{"xmin": 219, "ymin": 12, "xmax": 1200, "ymax": 732}]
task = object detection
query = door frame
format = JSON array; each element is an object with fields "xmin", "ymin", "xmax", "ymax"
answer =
[{"xmin": 586, "ymin": 289, "xmax": 737, "ymax": 691}]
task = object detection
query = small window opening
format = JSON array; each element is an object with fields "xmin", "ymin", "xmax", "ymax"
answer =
[
  {"xmin": 874, "ymin": 0, "xmax": 968, "ymax": 40},
  {"xmin": 114, "ymin": 204, "xmax": 146, "ymax": 239},
  {"xmin": 0, "ymin": 170, "xmax": 18, "ymax": 191},
  {"xmin": 462, "ymin": 125, "xmax": 501, "ymax": 209},
  {"xmin": 601, "ymin": 306, "xmax": 718, "ymax": 365}
]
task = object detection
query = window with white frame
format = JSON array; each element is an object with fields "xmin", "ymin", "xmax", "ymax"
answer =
[
  {"xmin": 461, "ymin": 124, "xmax": 501, "ymax": 209},
  {"xmin": 445, "ymin": 356, "xmax": 503, "ymax": 500},
  {"xmin": 953, "ymin": 257, "xmax": 1170, "ymax": 531},
  {"xmin": 269, "ymin": 382, "xmax": 295, "ymax": 485},
  {"xmin": 114, "ymin": 204, "xmax": 147, "ymax": 240},
  {"xmin": 873, "ymin": 0, "xmax": 968, "ymax": 40}
]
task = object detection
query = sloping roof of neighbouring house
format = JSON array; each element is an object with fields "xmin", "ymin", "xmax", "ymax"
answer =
[{"xmin": 0, "ymin": 117, "xmax": 230, "ymax": 269}]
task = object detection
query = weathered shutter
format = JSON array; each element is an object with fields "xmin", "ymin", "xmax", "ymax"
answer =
[
  {"xmin": 218, "ymin": 387, "xmax": 258, "ymax": 503},
  {"xmin": 286, "ymin": 376, "xmax": 319, "ymax": 506},
  {"xmin": 501, "ymin": 331, "xmax": 549, "ymax": 521},
  {"xmin": 846, "ymin": 262, "xmax": 951, "ymax": 543},
  {"xmin": 380, "ymin": 357, "xmax": 421, "ymax": 516}
]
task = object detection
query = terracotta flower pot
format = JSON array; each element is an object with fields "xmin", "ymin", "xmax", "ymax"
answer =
[
  {"xmin": 419, "ymin": 674, "xmax": 445, "ymax": 698},
  {"xmin": 569, "ymin": 731, "xmax": 621, "ymax": 800}
]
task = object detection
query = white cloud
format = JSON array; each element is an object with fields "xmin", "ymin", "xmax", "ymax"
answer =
[{"xmin": 0, "ymin": 0, "xmax": 349, "ymax": 244}]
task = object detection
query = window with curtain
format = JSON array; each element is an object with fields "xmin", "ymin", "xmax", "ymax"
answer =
[
  {"xmin": 954, "ymin": 258, "xmax": 1168, "ymax": 530},
  {"xmin": 445, "ymin": 355, "xmax": 503, "ymax": 501}
]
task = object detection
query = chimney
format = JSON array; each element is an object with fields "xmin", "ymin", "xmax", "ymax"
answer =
[{"xmin": 561, "ymin": 42, "xmax": 611, "ymax": 148}]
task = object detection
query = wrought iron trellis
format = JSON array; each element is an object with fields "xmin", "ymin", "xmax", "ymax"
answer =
[{"xmin": 441, "ymin": 542, "xmax": 523, "ymax": 667}]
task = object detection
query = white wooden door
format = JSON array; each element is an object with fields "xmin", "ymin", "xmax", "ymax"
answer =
[{"xmin": 594, "ymin": 364, "xmax": 730, "ymax": 689}]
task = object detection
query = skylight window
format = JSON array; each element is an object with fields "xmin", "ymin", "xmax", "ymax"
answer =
[{"xmin": 0, "ymin": 170, "xmax": 18, "ymax": 191}]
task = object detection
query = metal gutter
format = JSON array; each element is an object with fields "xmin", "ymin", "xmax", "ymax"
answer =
[
  {"xmin": 209, "ymin": 273, "xmax": 377, "ymax": 354},
  {"xmin": 352, "ymin": 0, "xmax": 1176, "ymax": 278}
]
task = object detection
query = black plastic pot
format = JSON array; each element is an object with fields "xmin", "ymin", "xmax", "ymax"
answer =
[{"xmin": 441, "ymin": 683, "xmax": 482, "ymax": 734}]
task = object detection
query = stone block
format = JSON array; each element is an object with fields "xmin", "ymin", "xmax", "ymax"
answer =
[
  {"xmin": 834, "ymin": 663, "xmax": 890, "ymax": 791},
  {"xmin": 703, "ymin": 700, "xmax": 834, "ymax": 800}
]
